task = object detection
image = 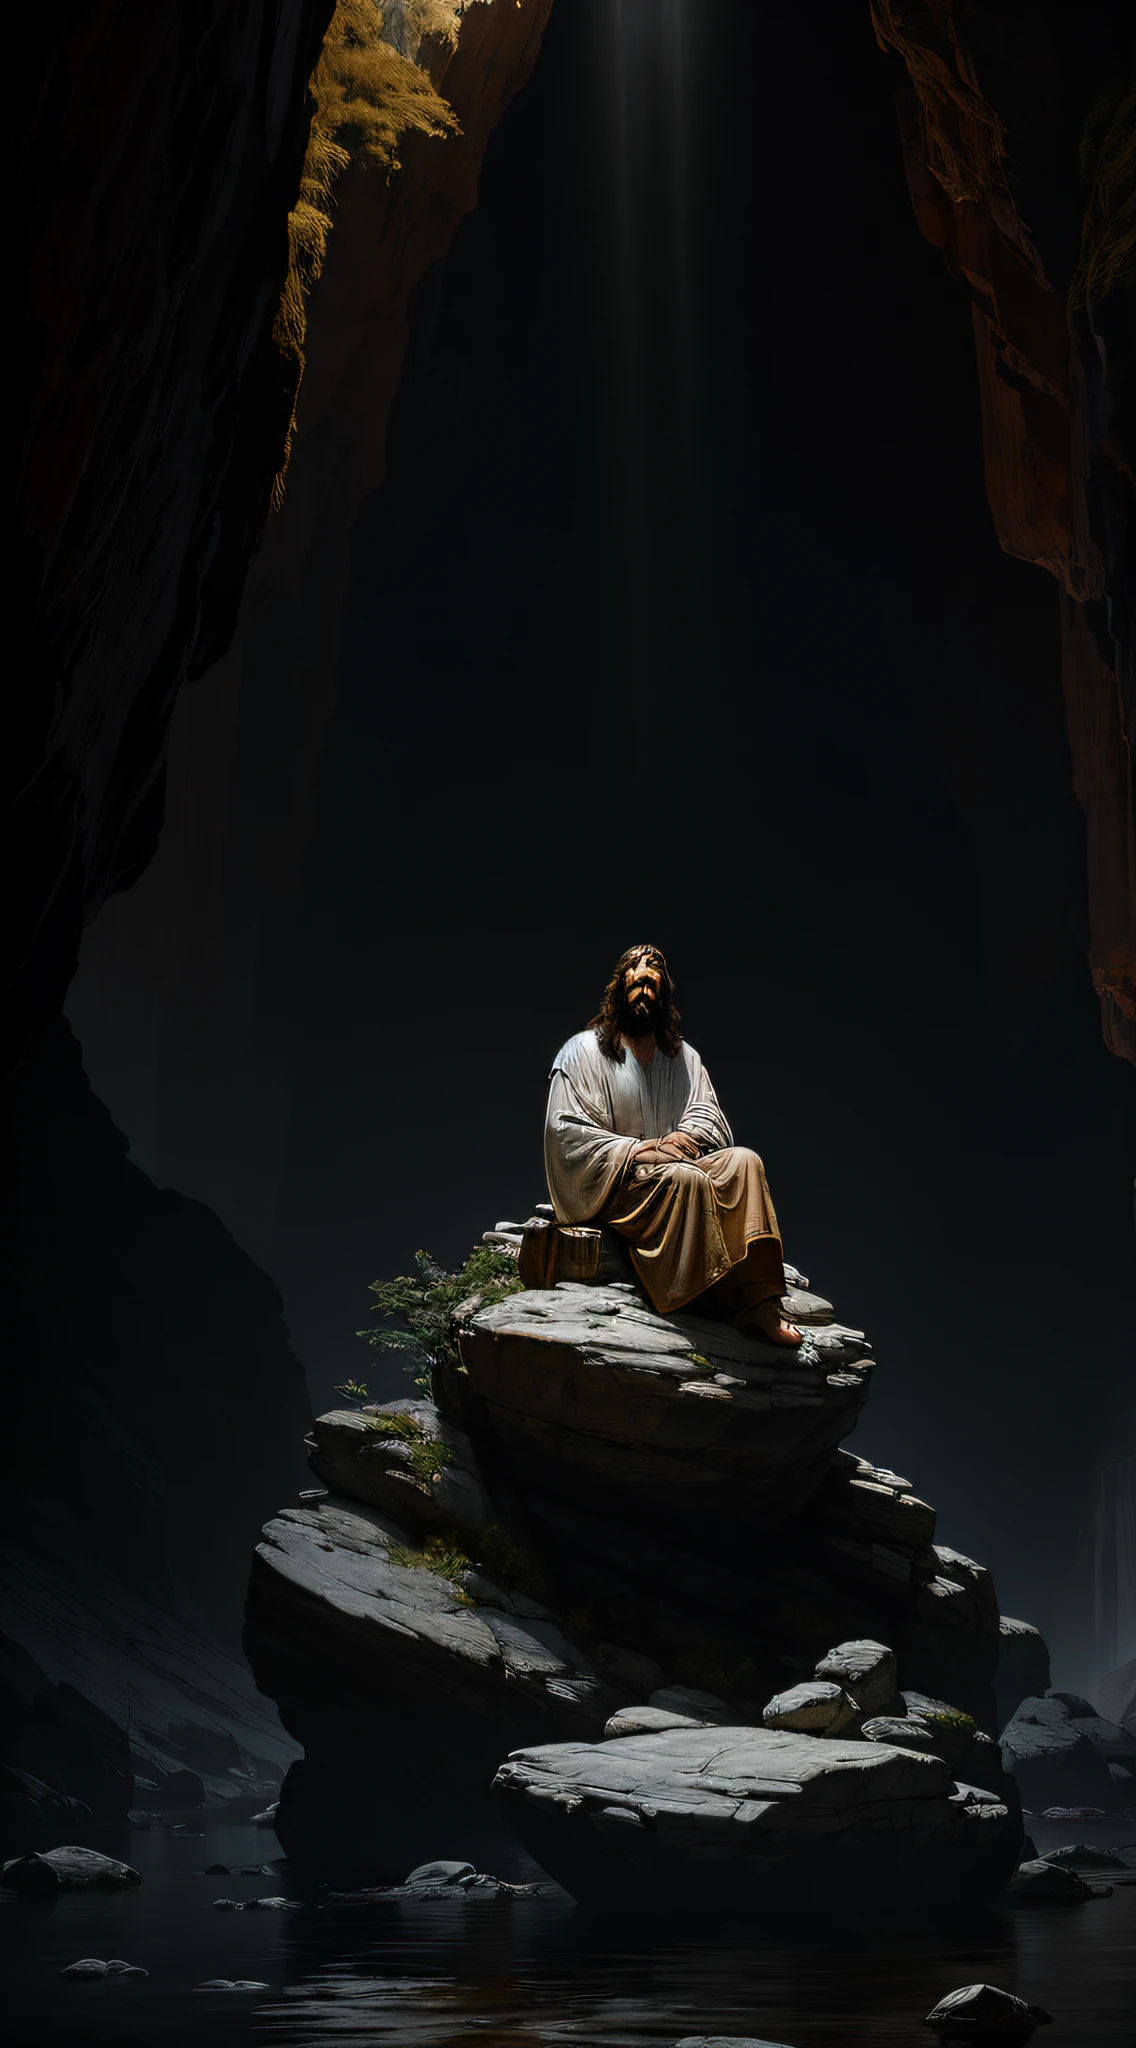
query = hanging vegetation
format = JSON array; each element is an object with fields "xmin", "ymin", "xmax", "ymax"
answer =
[{"xmin": 273, "ymin": 2, "xmax": 470, "ymax": 499}]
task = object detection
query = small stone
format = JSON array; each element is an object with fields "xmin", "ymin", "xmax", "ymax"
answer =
[
  {"xmin": 1007, "ymin": 1858, "xmax": 1111, "ymax": 1901},
  {"xmin": 404, "ymin": 1859, "xmax": 476, "ymax": 1887},
  {"xmin": 862, "ymin": 1714, "xmax": 935, "ymax": 1752},
  {"xmin": 211, "ymin": 1898, "xmax": 242, "ymax": 1909},
  {"xmin": 815, "ymin": 1638, "xmax": 897, "ymax": 1713},
  {"xmin": 1039, "ymin": 1804, "xmax": 1105, "ymax": 1819},
  {"xmin": 925, "ymin": 1982, "xmax": 1053, "ymax": 2041},
  {"xmin": 105, "ymin": 1960, "xmax": 148, "ymax": 1975},
  {"xmin": 194, "ymin": 1979, "xmax": 272, "ymax": 1991},
  {"xmin": 763, "ymin": 1680, "xmax": 857, "ymax": 1733},
  {"xmin": 1041, "ymin": 1842, "xmax": 1127, "ymax": 1870},
  {"xmin": 61, "ymin": 1959, "xmax": 108, "ymax": 1979},
  {"xmin": 42, "ymin": 1846, "xmax": 140, "ymax": 1891},
  {"xmin": 605, "ymin": 1706, "xmax": 710, "ymax": 1738},
  {"xmin": 251, "ymin": 1803, "xmax": 279, "ymax": 1825},
  {"xmin": 244, "ymin": 1895, "xmax": 297, "ymax": 1908},
  {"xmin": 204, "ymin": 1863, "xmax": 230, "ymax": 1875}
]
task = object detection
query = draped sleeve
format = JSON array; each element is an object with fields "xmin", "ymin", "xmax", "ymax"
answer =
[
  {"xmin": 544, "ymin": 1033, "xmax": 638, "ymax": 1222},
  {"xmin": 675, "ymin": 1044, "xmax": 733, "ymax": 1153}
]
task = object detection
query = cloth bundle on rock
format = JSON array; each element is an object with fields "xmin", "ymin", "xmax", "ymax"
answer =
[{"xmin": 543, "ymin": 1029, "xmax": 785, "ymax": 1316}]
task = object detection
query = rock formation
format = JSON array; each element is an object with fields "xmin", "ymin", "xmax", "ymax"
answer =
[
  {"xmin": 247, "ymin": 1237, "xmax": 1035, "ymax": 1892},
  {"xmin": 872, "ymin": 3, "xmax": 1135, "ymax": 1062},
  {"xmin": 12, "ymin": 0, "xmax": 336, "ymax": 1073},
  {"xmin": 999, "ymin": 1690, "xmax": 1135, "ymax": 1815},
  {"xmin": 0, "ymin": 1023, "xmax": 308, "ymax": 1844},
  {"xmin": 491, "ymin": 1724, "xmax": 1020, "ymax": 1911},
  {"xmin": 65, "ymin": 0, "xmax": 556, "ymax": 1265}
]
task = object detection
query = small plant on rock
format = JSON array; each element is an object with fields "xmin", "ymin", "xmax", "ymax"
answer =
[
  {"xmin": 358, "ymin": 1245, "xmax": 523, "ymax": 1391},
  {"xmin": 362, "ymin": 1411, "xmax": 454, "ymax": 1482}
]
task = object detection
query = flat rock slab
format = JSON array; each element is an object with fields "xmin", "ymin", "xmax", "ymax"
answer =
[
  {"xmin": 492, "ymin": 1724, "xmax": 1021, "ymax": 1910},
  {"xmin": 455, "ymin": 1285, "xmax": 872, "ymax": 1525}
]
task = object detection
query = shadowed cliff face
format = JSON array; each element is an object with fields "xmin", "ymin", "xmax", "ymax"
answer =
[
  {"xmin": 64, "ymin": 0, "xmax": 555, "ymax": 1270},
  {"xmin": 872, "ymin": 1, "xmax": 1135, "ymax": 1062},
  {"xmin": 0, "ymin": 1021, "xmax": 310, "ymax": 1823},
  {"xmin": 10, "ymin": 0, "xmax": 335, "ymax": 1075}
]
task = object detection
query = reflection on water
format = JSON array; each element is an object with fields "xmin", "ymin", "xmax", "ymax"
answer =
[{"xmin": 2, "ymin": 1822, "xmax": 1133, "ymax": 2047}]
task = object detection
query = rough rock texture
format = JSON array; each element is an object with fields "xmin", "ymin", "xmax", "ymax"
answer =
[
  {"xmin": 491, "ymin": 1725, "xmax": 1022, "ymax": 1910},
  {"xmin": 1006, "ymin": 1857, "xmax": 1111, "ymax": 1903},
  {"xmin": 2, "ymin": 1847, "xmax": 140, "ymax": 1898},
  {"xmin": 1001, "ymin": 1694, "xmax": 1127, "ymax": 1813},
  {"xmin": 925, "ymin": 1982, "xmax": 1052, "ymax": 2041},
  {"xmin": 68, "ymin": 0, "xmax": 557, "ymax": 1254},
  {"xmin": 814, "ymin": 1638, "xmax": 897, "ymax": 1713},
  {"xmin": 11, "ymin": 0, "xmax": 336, "ymax": 1072},
  {"xmin": 453, "ymin": 1281, "xmax": 873, "ymax": 1528},
  {"xmin": 245, "ymin": 1492, "xmax": 626, "ymax": 1877},
  {"xmin": 762, "ymin": 1682, "xmax": 858, "ymax": 1735},
  {"xmin": 248, "ymin": 1257, "xmax": 1040, "ymax": 1872},
  {"xmin": 872, "ymin": 2, "xmax": 1135, "ymax": 1060},
  {"xmin": 995, "ymin": 1617, "xmax": 1052, "ymax": 1731},
  {"xmin": 1, "ymin": 1023, "xmax": 305, "ymax": 1835}
]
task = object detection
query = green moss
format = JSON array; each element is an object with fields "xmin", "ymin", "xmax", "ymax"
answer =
[
  {"xmin": 386, "ymin": 1519, "xmax": 547, "ymax": 1606},
  {"xmin": 361, "ymin": 1411, "xmax": 454, "ymax": 1482},
  {"xmin": 389, "ymin": 1532, "xmax": 473, "ymax": 1595},
  {"xmin": 921, "ymin": 1707, "xmax": 976, "ymax": 1735}
]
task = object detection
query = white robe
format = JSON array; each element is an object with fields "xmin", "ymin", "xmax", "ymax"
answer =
[{"xmin": 544, "ymin": 1030, "xmax": 732, "ymax": 1223}]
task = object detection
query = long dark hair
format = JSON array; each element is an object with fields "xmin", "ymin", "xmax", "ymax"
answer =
[{"xmin": 588, "ymin": 944, "xmax": 683, "ymax": 1060}]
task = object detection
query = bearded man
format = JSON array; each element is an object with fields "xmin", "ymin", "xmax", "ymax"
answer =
[{"xmin": 544, "ymin": 945, "xmax": 801, "ymax": 1346}]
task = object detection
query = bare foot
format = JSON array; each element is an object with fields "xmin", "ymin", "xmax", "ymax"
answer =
[{"xmin": 742, "ymin": 1298, "xmax": 803, "ymax": 1347}]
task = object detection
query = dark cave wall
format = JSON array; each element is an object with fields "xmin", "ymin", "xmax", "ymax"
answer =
[
  {"xmin": 62, "ymin": 0, "xmax": 555, "ymax": 1274},
  {"xmin": 872, "ymin": 0, "xmax": 1135, "ymax": 1062},
  {"xmin": 10, "ymin": 0, "xmax": 335, "ymax": 1075},
  {"xmin": 0, "ymin": 1020, "xmax": 312, "ymax": 1646}
]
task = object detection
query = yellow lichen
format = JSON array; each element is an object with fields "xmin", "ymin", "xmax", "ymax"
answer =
[{"xmin": 272, "ymin": 0, "xmax": 467, "ymax": 505}]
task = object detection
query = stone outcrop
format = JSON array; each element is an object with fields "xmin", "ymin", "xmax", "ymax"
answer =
[
  {"xmin": 67, "ymin": 0, "xmax": 557, "ymax": 1264},
  {"xmin": 872, "ymin": 2, "xmax": 1135, "ymax": 1061},
  {"xmin": 1, "ymin": 1023, "xmax": 306, "ymax": 1842},
  {"xmin": 246, "ymin": 1492, "xmax": 629, "ymax": 1876},
  {"xmin": 491, "ymin": 1724, "xmax": 1021, "ymax": 1910},
  {"xmin": 1000, "ymin": 1692, "xmax": 1132, "ymax": 1814},
  {"xmin": 12, "ymin": 0, "xmax": 336, "ymax": 1072},
  {"xmin": 248, "ymin": 1250, "xmax": 1042, "ymax": 1886},
  {"xmin": 452, "ymin": 1280, "xmax": 873, "ymax": 1530}
]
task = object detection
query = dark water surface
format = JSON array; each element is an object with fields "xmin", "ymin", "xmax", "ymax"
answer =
[{"xmin": 3, "ymin": 1823, "xmax": 1133, "ymax": 2048}]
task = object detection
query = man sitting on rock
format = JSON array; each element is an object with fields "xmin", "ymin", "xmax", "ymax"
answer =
[{"xmin": 544, "ymin": 944, "xmax": 801, "ymax": 1345}]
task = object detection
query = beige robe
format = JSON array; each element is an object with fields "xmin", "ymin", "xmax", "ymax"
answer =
[{"xmin": 544, "ymin": 1030, "xmax": 784, "ymax": 1316}]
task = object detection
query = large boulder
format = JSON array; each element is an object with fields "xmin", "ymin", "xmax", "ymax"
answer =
[
  {"xmin": 1000, "ymin": 1696, "xmax": 1121, "ymax": 1813},
  {"xmin": 244, "ymin": 1493, "xmax": 627, "ymax": 1876},
  {"xmin": 451, "ymin": 1282, "xmax": 873, "ymax": 1535},
  {"xmin": 491, "ymin": 1724, "xmax": 1022, "ymax": 1910},
  {"xmin": 994, "ymin": 1618, "xmax": 1051, "ymax": 1729}
]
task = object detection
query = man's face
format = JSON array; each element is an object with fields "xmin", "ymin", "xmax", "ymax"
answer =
[{"xmin": 621, "ymin": 955, "xmax": 663, "ymax": 1032}]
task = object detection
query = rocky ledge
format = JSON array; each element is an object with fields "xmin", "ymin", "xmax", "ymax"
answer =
[
  {"xmin": 245, "ymin": 1248, "xmax": 1047, "ymax": 1889},
  {"xmin": 491, "ymin": 1723, "xmax": 1020, "ymax": 1910},
  {"xmin": 451, "ymin": 1279, "xmax": 871, "ymax": 1529}
]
